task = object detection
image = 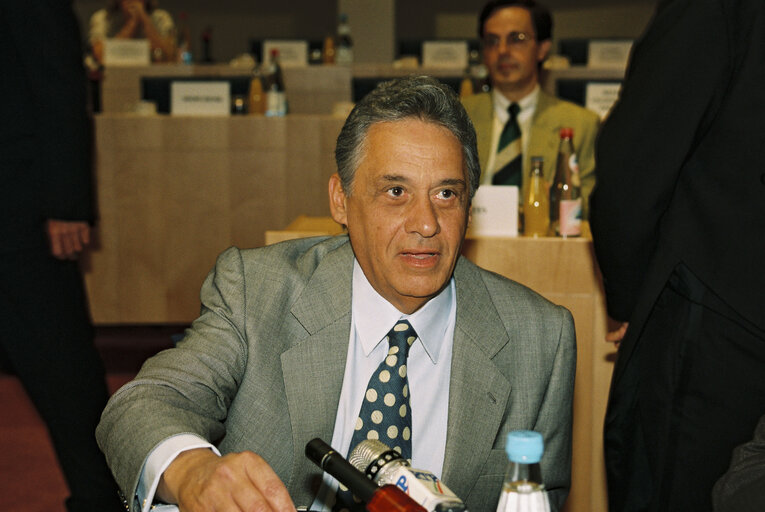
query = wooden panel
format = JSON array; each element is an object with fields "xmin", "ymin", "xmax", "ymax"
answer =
[{"xmin": 83, "ymin": 115, "xmax": 345, "ymax": 323}]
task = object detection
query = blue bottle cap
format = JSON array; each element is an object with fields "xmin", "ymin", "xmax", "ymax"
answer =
[{"xmin": 505, "ymin": 430, "xmax": 544, "ymax": 464}]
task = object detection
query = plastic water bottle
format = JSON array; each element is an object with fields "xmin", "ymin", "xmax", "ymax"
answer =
[{"xmin": 495, "ymin": 430, "xmax": 551, "ymax": 512}]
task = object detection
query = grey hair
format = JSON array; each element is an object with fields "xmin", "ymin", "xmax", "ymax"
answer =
[{"xmin": 335, "ymin": 76, "xmax": 481, "ymax": 199}]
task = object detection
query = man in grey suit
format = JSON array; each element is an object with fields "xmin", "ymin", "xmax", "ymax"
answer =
[{"xmin": 97, "ymin": 76, "xmax": 576, "ymax": 512}]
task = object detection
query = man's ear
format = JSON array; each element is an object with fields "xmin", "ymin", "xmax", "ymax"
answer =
[
  {"xmin": 328, "ymin": 173, "xmax": 348, "ymax": 226},
  {"xmin": 537, "ymin": 39, "xmax": 552, "ymax": 63}
]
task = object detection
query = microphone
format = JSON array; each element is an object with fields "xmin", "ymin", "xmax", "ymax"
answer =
[
  {"xmin": 305, "ymin": 438, "xmax": 427, "ymax": 512},
  {"xmin": 349, "ymin": 439, "xmax": 468, "ymax": 512}
]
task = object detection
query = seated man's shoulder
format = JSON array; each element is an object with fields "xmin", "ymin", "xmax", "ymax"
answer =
[
  {"xmin": 218, "ymin": 235, "xmax": 350, "ymax": 278},
  {"xmin": 460, "ymin": 91, "xmax": 492, "ymax": 112},
  {"xmin": 458, "ymin": 260, "xmax": 575, "ymax": 370},
  {"xmin": 460, "ymin": 258, "xmax": 569, "ymax": 320},
  {"xmin": 542, "ymin": 93, "xmax": 600, "ymax": 126}
]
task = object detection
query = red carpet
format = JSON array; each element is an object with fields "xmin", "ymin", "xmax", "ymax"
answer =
[{"xmin": 0, "ymin": 326, "xmax": 181, "ymax": 512}]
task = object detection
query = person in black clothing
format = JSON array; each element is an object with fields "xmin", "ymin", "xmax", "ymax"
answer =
[
  {"xmin": 0, "ymin": 2, "xmax": 122, "ymax": 511},
  {"xmin": 590, "ymin": 0, "xmax": 765, "ymax": 510}
]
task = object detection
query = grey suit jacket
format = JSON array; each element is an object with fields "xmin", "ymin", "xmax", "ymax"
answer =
[
  {"xmin": 461, "ymin": 90, "xmax": 600, "ymax": 218},
  {"xmin": 97, "ymin": 235, "xmax": 576, "ymax": 512}
]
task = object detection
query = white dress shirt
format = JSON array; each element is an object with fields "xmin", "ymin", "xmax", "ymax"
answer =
[
  {"xmin": 312, "ymin": 259, "xmax": 456, "ymax": 510},
  {"xmin": 484, "ymin": 85, "xmax": 540, "ymax": 183},
  {"xmin": 137, "ymin": 257, "xmax": 456, "ymax": 512}
]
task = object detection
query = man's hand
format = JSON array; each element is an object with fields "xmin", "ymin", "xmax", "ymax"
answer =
[
  {"xmin": 46, "ymin": 220, "xmax": 90, "ymax": 260},
  {"xmin": 606, "ymin": 322, "xmax": 629, "ymax": 348},
  {"xmin": 121, "ymin": 0, "xmax": 146, "ymax": 20},
  {"xmin": 158, "ymin": 448, "xmax": 296, "ymax": 512}
]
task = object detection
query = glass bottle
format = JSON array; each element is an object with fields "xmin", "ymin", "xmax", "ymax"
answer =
[
  {"xmin": 523, "ymin": 157, "xmax": 550, "ymax": 237},
  {"xmin": 549, "ymin": 127, "xmax": 582, "ymax": 238},
  {"xmin": 323, "ymin": 35, "xmax": 336, "ymax": 64},
  {"xmin": 176, "ymin": 12, "xmax": 192, "ymax": 64},
  {"xmin": 335, "ymin": 13, "xmax": 354, "ymax": 66},
  {"xmin": 496, "ymin": 430, "xmax": 551, "ymax": 512},
  {"xmin": 264, "ymin": 49, "xmax": 287, "ymax": 117},
  {"xmin": 201, "ymin": 25, "xmax": 214, "ymax": 63},
  {"xmin": 247, "ymin": 66, "xmax": 265, "ymax": 115}
]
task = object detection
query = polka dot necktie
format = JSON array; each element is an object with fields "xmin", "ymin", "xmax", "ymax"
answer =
[{"xmin": 334, "ymin": 320, "xmax": 417, "ymax": 511}]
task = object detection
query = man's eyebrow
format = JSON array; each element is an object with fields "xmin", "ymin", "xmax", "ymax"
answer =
[
  {"xmin": 377, "ymin": 175, "xmax": 467, "ymax": 188},
  {"xmin": 379, "ymin": 174, "xmax": 408, "ymax": 183},
  {"xmin": 439, "ymin": 178, "xmax": 467, "ymax": 188}
]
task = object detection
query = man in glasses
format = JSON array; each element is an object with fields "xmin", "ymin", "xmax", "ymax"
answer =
[{"xmin": 463, "ymin": 0, "xmax": 600, "ymax": 217}]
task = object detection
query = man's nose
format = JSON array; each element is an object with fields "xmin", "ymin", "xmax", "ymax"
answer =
[{"xmin": 404, "ymin": 197, "xmax": 439, "ymax": 238}]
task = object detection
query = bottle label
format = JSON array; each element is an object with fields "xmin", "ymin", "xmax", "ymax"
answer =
[
  {"xmin": 568, "ymin": 154, "xmax": 581, "ymax": 186},
  {"xmin": 496, "ymin": 487, "xmax": 551, "ymax": 512},
  {"xmin": 265, "ymin": 91, "xmax": 286, "ymax": 117},
  {"xmin": 336, "ymin": 47, "xmax": 353, "ymax": 65},
  {"xmin": 559, "ymin": 199, "xmax": 582, "ymax": 236}
]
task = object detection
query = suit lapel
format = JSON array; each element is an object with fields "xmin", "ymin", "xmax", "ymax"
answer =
[
  {"xmin": 281, "ymin": 240, "xmax": 355, "ymax": 503},
  {"xmin": 442, "ymin": 258, "xmax": 511, "ymax": 499},
  {"xmin": 469, "ymin": 93, "xmax": 495, "ymax": 180}
]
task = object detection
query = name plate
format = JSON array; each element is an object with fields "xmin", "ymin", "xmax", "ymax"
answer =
[
  {"xmin": 262, "ymin": 40, "xmax": 308, "ymax": 67},
  {"xmin": 422, "ymin": 41, "xmax": 468, "ymax": 69},
  {"xmin": 171, "ymin": 81, "xmax": 230, "ymax": 116},
  {"xmin": 586, "ymin": 82, "xmax": 622, "ymax": 120},
  {"xmin": 468, "ymin": 185, "xmax": 519, "ymax": 237},
  {"xmin": 103, "ymin": 39, "xmax": 150, "ymax": 66},
  {"xmin": 587, "ymin": 40, "xmax": 633, "ymax": 69}
]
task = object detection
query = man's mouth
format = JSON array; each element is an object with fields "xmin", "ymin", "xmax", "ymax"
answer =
[{"xmin": 400, "ymin": 250, "xmax": 440, "ymax": 266}]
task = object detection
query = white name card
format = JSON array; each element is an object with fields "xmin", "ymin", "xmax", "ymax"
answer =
[
  {"xmin": 103, "ymin": 39, "xmax": 150, "ymax": 66},
  {"xmin": 171, "ymin": 81, "xmax": 230, "ymax": 116},
  {"xmin": 588, "ymin": 40, "xmax": 633, "ymax": 69},
  {"xmin": 468, "ymin": 185, "xmax": 519, "ymax": 238},
  {"xmin": 262, "ymin": 40, "xmax": 308, "ymax": 68},
  {"xmin": 586, "ymin": 82, "xmax": 622, "ymax": 120},
  {"xmin": 422, "ymin": 41, "xmax": 468, "ymax": 69}
]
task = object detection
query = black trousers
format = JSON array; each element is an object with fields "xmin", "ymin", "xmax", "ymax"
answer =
[
  {"xmin": 0, "ymin": 248, "xmax": 122, "ymax": 512},
  {"xmin": 606, "ymin": 265, "xmax": 765, "ymax": 511}
]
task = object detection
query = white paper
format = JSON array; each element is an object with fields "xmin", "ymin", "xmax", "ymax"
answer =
[
  {"xmin": 422, "ymin": 41, "xmax": 468, "ymax": 69},
  {"xmin": 587, "ymin": 40, "xmax": 633, "ymax": 69},
  {"xmin": 262, "ymin": 40, "xmax": 309, "ymax": 68},
  {"xmin": 467, "ymin": 186, "xmax": 519, "ymax": 238},
  {"xmin": 171, "ymin": 81, "xmax": 230, "ymax": 116},
  {"xmin": 103, "ymin": 39, "xmax": 150, "ymax": 66},
  {"xmin": 585, "ymin": 82, "xmax": 622, "ymax": 120}
]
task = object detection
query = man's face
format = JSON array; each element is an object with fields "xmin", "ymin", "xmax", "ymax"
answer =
[
  {"xmin": 482, "ymin": 7, "xmax": 551, "ymax": 99},
  {"xmin": 329, "ymin": 119, "xmax": 471, "ymax": 314}
]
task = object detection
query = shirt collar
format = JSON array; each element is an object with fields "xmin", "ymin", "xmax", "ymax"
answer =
[
  {"xmin": 492, "ymin": 84, "xmax": 540, "ymax": 123},
  {"xmin": 351, "ymin": 259, "xmax": 454, "ymax": 364}
]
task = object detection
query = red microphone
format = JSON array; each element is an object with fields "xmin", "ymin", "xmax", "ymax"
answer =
[{"xmin": 306, "ymin": 438, "xmax": 427, "ymax": 512}]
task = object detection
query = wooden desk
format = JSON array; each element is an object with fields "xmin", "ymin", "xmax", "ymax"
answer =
[
  {"xmin": 266, "ymin": 216, "xmax": 613, "ymax": 512},
  {"xmin": 99, "ymin": 64, "xmax": 352, "ymax": 115},
  {"xmin": 83, "ymin": 115, "xmax": 345, "ymax": 323}
]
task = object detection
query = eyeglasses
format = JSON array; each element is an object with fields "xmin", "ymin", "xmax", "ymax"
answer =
[{"xmin": 482, "ymin": 31, "xmax": 534, "ymax": 49}]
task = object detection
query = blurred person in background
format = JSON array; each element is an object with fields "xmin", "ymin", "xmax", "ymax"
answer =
[
  {"xmin": 89, "ymin": 0, "xmax": 175, "ymax": 63},
  {"xmin": 462, "ymin": 0, "xmax": 600, "ymax": 217}
]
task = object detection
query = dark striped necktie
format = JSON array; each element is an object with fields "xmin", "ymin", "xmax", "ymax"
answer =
[{"xmin": 492, "ymin": 102, "xmax": 523, "ymax": 187}]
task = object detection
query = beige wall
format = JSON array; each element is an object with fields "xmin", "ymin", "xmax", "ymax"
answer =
[{"xmin": 74, "ymin": 0, "xmax": 656, "ymax": 63}]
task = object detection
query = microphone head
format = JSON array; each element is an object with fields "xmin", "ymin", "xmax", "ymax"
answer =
[{"xmin": 349, "ymin": 439, "xmax": 408, "ymax": 480}]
